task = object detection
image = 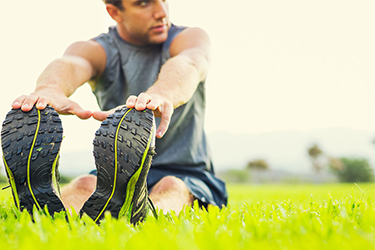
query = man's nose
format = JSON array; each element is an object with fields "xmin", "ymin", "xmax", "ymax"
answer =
[{"xmin": 154, "ymin": 0, "xmax": 167, "ymax": 20}]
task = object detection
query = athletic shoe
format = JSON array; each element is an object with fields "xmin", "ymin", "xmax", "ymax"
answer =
[
  {"xmin": 80, "ymin": 107, "xmax": 156, "ymax": 224},
  {"xmin": 1, "ymin": 105, "xmax": 65, "ymax": 215}
]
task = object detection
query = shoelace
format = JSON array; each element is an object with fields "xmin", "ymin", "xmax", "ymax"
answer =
[
  {"xmin": 147, "ymin": 196, "xmax": 158, "ymax": 219},
  {"xmin": 2, "ymin": 185, "xmax": 10, "ymax": 190}
]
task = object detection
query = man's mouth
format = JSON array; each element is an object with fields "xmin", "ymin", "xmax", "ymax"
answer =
[{"xmin": 151, "ymin": 24, "xmax": 167, "ymax": 33}]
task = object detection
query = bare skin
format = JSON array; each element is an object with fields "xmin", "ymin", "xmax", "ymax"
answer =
[
  {"xmin": 148, "ymin": 176, "xmax": 195, "ymax": 213},
  {"xmin": 13, "ymin": 0, "xmax": 210, "ymax": 215},
  {"xmin": 61, "ymin": 175, "xmax": 194, "ymax": 215},
  {"xmin": 60, "ymin": 175, "xmax": 97, "ymax": 213}
]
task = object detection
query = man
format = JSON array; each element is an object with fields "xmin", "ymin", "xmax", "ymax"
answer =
[{"xmin": 2, "ymin": 0, "xmax": 227, "ymax": 223}]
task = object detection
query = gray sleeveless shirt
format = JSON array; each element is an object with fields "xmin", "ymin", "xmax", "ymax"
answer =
[{"xmin": 92, "ymin": 25, "xmax": 213, "ymax": 172}]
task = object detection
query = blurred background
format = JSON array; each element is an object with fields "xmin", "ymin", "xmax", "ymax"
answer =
[{"xmin": 0, "ymin": 0, "xmax": 374, "ymax": 184}]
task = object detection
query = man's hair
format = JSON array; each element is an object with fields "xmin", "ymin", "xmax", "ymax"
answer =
[{"xmin": 103, "ymin": 0, "xmax": 124, "ymax": 10}]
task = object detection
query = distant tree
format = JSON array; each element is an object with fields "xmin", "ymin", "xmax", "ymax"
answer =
[
  {"xmin": 328, "ymin": 157, "xmax": 344, "ymax": 171},
  {"xmin": 221, "ymin": 169, "xmax": 250, "ymax": 183},
  {"xmin": 246, "ymin": 159, "xmax": 269, "ymax": 171},
  {"xmin": 308, "ymin": 144, "xmax": 323, "ymax": 158},
  {"xmin": 329, "ymin": 157, "xmax": 374, "ymax": 182},
  {"xmin": 59, "ymin": 174, "xmax": 74, "ymax": 184},
  {"xmin": 307, "ymin": 144, "xmax": 324, "ymax": 172}
]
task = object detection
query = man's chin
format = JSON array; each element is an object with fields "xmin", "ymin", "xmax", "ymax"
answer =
[{"xmin": 149, "ymin": 33, "xmax": 168, "ymax": 45}]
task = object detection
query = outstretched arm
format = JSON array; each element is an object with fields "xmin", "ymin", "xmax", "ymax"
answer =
[
  {"xmin": 12, "ymin": 40, "xmax": 106, "ymax": 119},
  {"xmin": 93, "ymin": 27, "xmax": 211, "ymax": 138}
]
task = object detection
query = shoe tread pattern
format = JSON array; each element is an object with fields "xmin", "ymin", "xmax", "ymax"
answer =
[
  {"xmin": 1, "ymin": 106, "xmax": 65, "ymax": 215},
  {"xmin": 129, "ymin": 150, "xmax": 155, "ymax": 224},
  {"xmin": 81, "ymin": 107, "xmax": 154, "ymax": 222}
]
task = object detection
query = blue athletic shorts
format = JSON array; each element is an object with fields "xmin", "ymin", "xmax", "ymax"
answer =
[{"xmin": 90, "ymin": 164, "xmax": 228, "ymax": 207}]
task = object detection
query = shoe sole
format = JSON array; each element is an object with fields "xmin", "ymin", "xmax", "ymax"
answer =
[
  {"xmin": 1, "ymin": 106, "xmax": 65, "ymax": 215},
  {"xmin": 80, "ymin": 107, "xmax": 154, "ymax": 223}
]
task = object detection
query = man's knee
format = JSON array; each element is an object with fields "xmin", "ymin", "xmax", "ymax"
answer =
[
  {"xmin": 64, "ymin": 174, "xmax": 97, "ymax": 194},
  {"xmin": 151, "ymin": 176, "xmax": 187, "ymax": 194},
  {"xmin": 60, "ymin": 174, "xmax": 97, "ymax": 212},
  {"xmin": 149, "ymin": 176, "xmax": 195, "ymax": 209}
]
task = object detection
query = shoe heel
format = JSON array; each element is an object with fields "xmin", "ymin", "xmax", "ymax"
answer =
[{"xmin": 1, "ymin": 105, "xmax": 65, "ymax": 215}]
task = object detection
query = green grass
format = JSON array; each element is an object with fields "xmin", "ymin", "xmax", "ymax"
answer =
[{"xmin": 0, "ymin": 183, "xmax": 374, "ymax": 250}]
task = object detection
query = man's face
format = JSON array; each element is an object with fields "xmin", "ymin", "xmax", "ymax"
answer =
[{"xmin": 117, "ymin": 0, "xmax": 170, "ymax": 46}]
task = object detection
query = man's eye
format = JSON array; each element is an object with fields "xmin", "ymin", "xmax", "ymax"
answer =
[{"xmin": 139, "ymin": 1, "xmax": 149, "ymax": 6}]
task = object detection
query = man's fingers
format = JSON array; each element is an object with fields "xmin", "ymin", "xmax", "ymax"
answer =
[
  {"xmin": 126, "ymin": 95, "xmax": 138, "ymax": 108},
  {"xmin": 35, "ymin": 96, "xmax": 50, "ymax": 110},
  {"xmin": 59, "ymin": 101, "xmax": 92, "ymax": 119},
  {"xmin": 92, "ymin": 110, "xmax": 113, "ymax": 121},
  {"xmin": 127, "ymin": 93, "xmax": 173, "ymax": 137},
  {"xmin": 146, "ymin": 99, "xmax": 159, "ymax": 111},
  {"xmin": 69, "ymin": 102, "xmax": 92, "ymax": 119},
  {"xmin": 156, "ymin": 103, "xmax": 173, "ymax": 138},
  {"xmin": 12, "ymin": 91, "xmax": 53, "ymax": 111},
  {"xmin": 135, "ymin": 92, "xmax": 151, "ymax": 110},
  {"xmin": 12, "ymin": 95, "xmax": 28, "ymax": 109},
  {"xmin": 74, "ymin": 109, "xmax": 93, "ymax": 120},
  {"xmin": 11, "ymin": 91, "xmax": 93, "ymax": 120},
  {"xmin": 92, "ymin": 105, "xmax": 123, "ymax": 121},
  {"xmin": 19, "ymin": 93, "xmax": 41, "ymax": 112}
]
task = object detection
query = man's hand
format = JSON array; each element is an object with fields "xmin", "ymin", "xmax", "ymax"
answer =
[
  {"xmin": 12, "ymin": 88, "xmax": 92, "ymax": 120},
  {"xmin": 127, "ymin": 93, "xmax": 173, "ymax": 138},
  {"xmin": 92, "ymin": 92, "xmax": 173, "ymax": 139}
]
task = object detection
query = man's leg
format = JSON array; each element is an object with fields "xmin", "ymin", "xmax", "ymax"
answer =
[
  {"xmin": 61, "ymin": 175, "xmax": 194, "ymax": 215},
  {"xmin": 149, "ymin": 176, "xmax": 195, "ymax": 214},
  {"xmin": 60, "ymin": 175, "xmax": 97, "ymax": 213}
]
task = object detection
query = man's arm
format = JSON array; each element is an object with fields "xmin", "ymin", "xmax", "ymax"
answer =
[
  {"xmin": 92, "ymin": 27, "xmax": 211, "ymax": 138},
  {"xmin": 143, "ymin": 27, "xmax": 211, "ymax": 138},
  {"xmin": 12, "ymin": 40, "xmax": 106, "ymax": 119},
  {"xmin": 146, "ymin": 27, "xmax": 210, "ymax": 107}
]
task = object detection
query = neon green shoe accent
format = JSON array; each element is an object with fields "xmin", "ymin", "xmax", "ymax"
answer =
[
  {"xmin": 3, "ymin": 156, "xmax": 20, "ymax": 209},
  {"xmin": 118, "ymin": 122, "xmax": 154, "ymax": 220},
  {"xmin": 51, "ymin": 152, "xmax": 61, "ymax": 197},
  {"xmin": 132, "ymin": 197, "xmax": 145, "ymax": 218},
  {"xmin": 125, "ymin": 203, "xmax": 133, "ymax": 221},
  {"xmin": 93, "ymin": 108, "xmax": 133, "ymax": 223},
  {"xmin": 27, "ymin": 109, "xmax": 42, "ymax": 210}
]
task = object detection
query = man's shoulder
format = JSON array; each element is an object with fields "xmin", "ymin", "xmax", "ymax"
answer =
[
  {"xmin": 163, "ymin": 24, "xmax": 188, "ymax": 52},
  {"xmin": 167, "ymin": 24, "xmax": 187, "ymax": 40},
  {"xmin": 168, "ymin": 25, "xmax": 209, "ymax": 44},
  {"xmin": 93, "ymin": 26, "xmax": 117, "ymax": 44}
]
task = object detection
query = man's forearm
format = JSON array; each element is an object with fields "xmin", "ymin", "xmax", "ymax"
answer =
[
  {"xmin": 147, "ymin": 53, "xmax": 207, "ymax": 108},
  {"xmin": 35, "ymin": 56, "xmax": 92, "ymax": 97}
]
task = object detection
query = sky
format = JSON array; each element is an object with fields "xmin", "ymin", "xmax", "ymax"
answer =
[{"xmin": 0, "ymin": 0, "xmax": 374, "ymax": 157}]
